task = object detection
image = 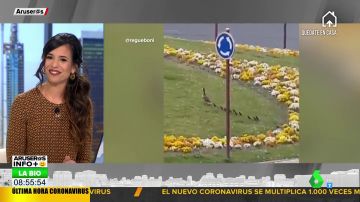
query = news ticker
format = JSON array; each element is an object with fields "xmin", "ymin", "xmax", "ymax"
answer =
[
  {"xmin": 1, "ymin": 187, "xmax": 360, "ymax": 202},
  {"xmin": 6, "ymin": 187, "xmax": 360, "ymax": 195}
]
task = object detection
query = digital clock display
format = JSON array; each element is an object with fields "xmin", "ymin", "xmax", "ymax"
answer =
[{"xmin": 12, "ymin": 178, "xmax": 47, "ymax": 186}]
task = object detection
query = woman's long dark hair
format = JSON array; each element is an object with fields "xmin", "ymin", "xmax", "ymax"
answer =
[{"xmin": 35, "ymin": 33, "xmax": 92, "ymax": 147}]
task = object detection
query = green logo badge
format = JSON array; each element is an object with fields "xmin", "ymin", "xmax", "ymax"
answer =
[{"xmin": 309, "ymin": 170, "xmax": 324, "ymax": 188}]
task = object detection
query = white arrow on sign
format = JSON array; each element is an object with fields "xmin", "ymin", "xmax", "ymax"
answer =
[
  {"xmin": 220, "ymin": 50, "xmax": 230, "ymax": 56},
  {"xmin": 226, "ymin": 36, "xmax": 232, "ymax": 50},
  {"xmin": 217, "ymin": 36, "xmax": 224, "ymax": 48},
  {"xmin": 215, "ymin": 32, "xmax": 235, "ymax": 59}
]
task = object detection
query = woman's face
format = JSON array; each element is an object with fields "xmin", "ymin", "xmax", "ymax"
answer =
[{"xmin": 44, "ymin": 44, "xmax": 76, "ymax": 86}]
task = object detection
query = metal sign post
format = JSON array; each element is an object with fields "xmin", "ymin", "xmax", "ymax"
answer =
[{"xmin": 215, "ymin": 28, "xmax": 234, "ymax": 160}]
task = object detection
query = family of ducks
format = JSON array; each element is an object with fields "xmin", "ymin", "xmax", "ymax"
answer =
[{"xmin": 202, "ymin": 87, "xmax": 260, "ymax": 121}]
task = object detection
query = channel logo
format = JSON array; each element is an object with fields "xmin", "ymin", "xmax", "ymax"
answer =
[
  {"xmin": 309, "ymin": 170, "xmax": 324, "ymax": 188},
  {"xmin": 13, "ymin": 8, "xmax": 49, "ymax": 16}
]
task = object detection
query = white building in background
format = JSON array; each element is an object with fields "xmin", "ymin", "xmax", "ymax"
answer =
[
  {"xmin": 1, "ymin": 169, "xmax": 359, "ymax": 187},
  {"xmin": 323, "ymin": 170, "xmax": 359, "ymax": 187},
  {"xmin": 52, "ymin": 171, "xmax": 73, "ymax": 186},
  {"xmin": 73, "ymin": 170, "xmax": 109, "ymax": 187},
  {"xmin": 0, "ymin": 169, "xmax": 11, "ymax": 186},
  {"xmin": 294, "ymin": 175, "xmax": 311, "ymax": 187},
  {"xmin": 0, "ymin": 24, "xmax": 5, "ymax": 149},
  {"xmin": 48, "ymin": 169, "xmax": 359, "ymax": 187},
  {"xmin": 274, "ymin": 174, "xmax": 295, "ymax": 187}
]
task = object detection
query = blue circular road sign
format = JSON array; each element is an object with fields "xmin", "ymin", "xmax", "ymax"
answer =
[{"xmin": 215, "ymin": 32, "xmax": 235, "ymax": 59}]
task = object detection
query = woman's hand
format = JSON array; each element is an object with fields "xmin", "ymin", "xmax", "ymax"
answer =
[{"xmin": 63, "ymin": 156, "xmax": 76, "ymax": 164}]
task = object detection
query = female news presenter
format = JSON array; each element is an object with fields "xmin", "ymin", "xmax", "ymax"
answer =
[{"xmin": 6, "ymin": 33, "xmax": 93, "ymax": 163}]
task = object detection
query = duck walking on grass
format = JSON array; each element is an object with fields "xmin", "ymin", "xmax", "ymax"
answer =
[{"xmin": 202, "ymin": 87, "xmax": 212, "ymax": 105}]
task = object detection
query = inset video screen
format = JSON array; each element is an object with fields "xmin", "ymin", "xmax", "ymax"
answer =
[{"xmin": 1, "ymin": 23, "xmax": 360, "ymax": 164}]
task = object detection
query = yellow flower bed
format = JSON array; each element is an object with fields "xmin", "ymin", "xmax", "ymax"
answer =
[
  {"xmin": 202, "ymin": 41, "xmax": 299, "ymax": 57},
  {"xmin": 164, "ymin": 44, "xmax": 300, "ymax": 153},
  {"xmin": 164, "ymin": 132, "xmax": 300, "ymax": 152}
]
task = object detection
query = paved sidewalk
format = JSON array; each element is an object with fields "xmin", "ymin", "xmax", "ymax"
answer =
[{"xmin": 261, "ymin": 158, "xmax": 299, "ymax": 163}]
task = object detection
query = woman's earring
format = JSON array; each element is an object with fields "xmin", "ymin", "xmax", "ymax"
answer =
[
  {"xmin": 41, "ymin": 67, "xmax": 45, "ymax": 74},
  {"xmin": 70, "ymin": 73, "xmax": 76, "ymax": 80}
]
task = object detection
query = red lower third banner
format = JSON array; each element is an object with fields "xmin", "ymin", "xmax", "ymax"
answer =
[{"xmin": 0, "ymin": 187, "xmax": 90, "ymax": 202}]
